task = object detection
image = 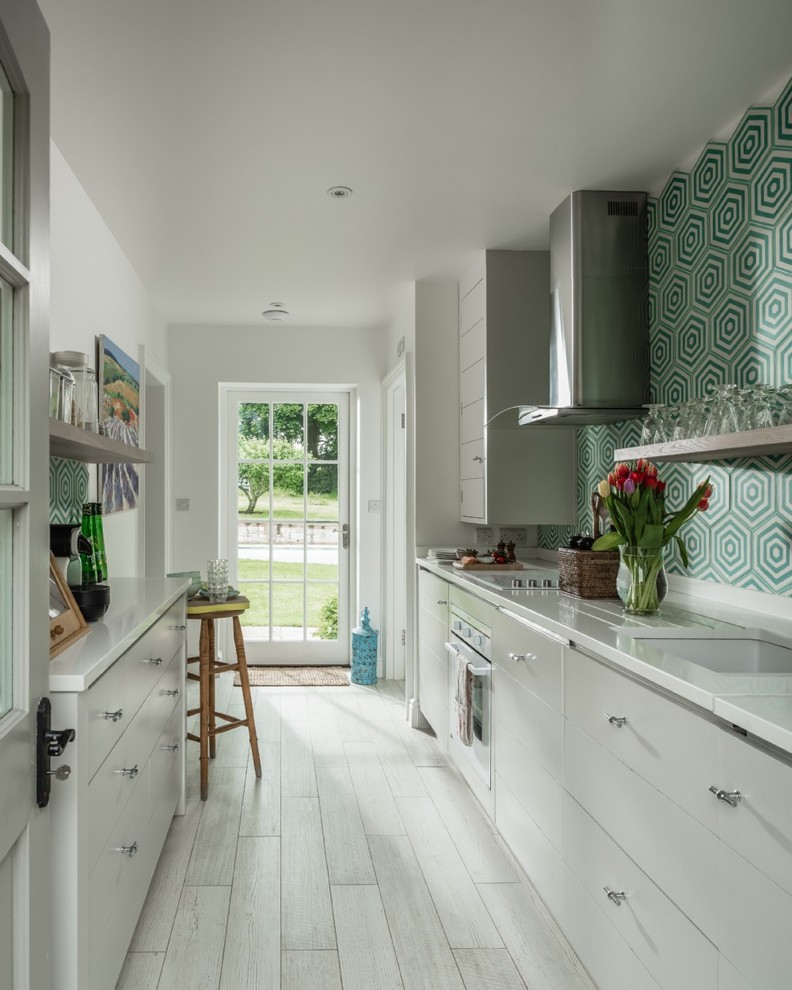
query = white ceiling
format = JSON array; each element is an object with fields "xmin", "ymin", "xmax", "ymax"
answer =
[{"xmin": 38, "ymin": 0, "xmax": 792, "ymax": 328}]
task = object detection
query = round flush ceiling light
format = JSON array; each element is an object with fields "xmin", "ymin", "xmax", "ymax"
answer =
[
  {"xmin": 262, "ymin": 303, "xmax": 289, "ymax": 322},
  {"xmin": 327, "ymin": 185, "xmax": 353, "ymax": 199}
]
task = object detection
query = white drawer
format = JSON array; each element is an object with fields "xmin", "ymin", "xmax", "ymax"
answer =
[
  {"xmin": 460, "ymin": 478, "xmax": 485, "ymax": 520},
  {"xmin": 718, "ymin": 841, "xmax": 792, "ymax": 990},
  {"xmin": 418, "ymin": 570, "xmax": 450, "ymax": 623},
  {"xmin": 494, "ymin": 717, "xmax": 561, "ymax": 849},
  {"xmin": 461, "ymin": 398, "xmax": 484, "ymax": 443},
  {"xmin": 460, "ymin": 278, "xmax": 485, "ymax": 337},
  {"xmin": 86, "ymin": 661, "xmax": 129, "ymax": 779},
  {"xmin": 713, "ymin": 729, "xmax": 792, "ymax": 897},
  {"xmin": 494, "ymin": 772, "xmax": 564, "ymax": 922},
  {"xmin": 121, "ymin": 599, "xmax": 185, "ymax": 714},
  {"xmin": 562, "ymin": 867, "xmax": 661, "ymax": 990},
  {"xmin": 493, "ymin": 607, "xmax": 563, "ymax": 712},
  {"xmin": 460, "ymin": 439, "xmax": 484, "ymax": 480},
  {"xmin": 88, "ymin": 763, "xmax": 150, "ymax": 962},
  {"xmin": 149, "ymin": 703, "xmax": 183, "ymax": 824},
  {"xmin": 564, "ymin": 793, "xmax": 718, "ymax": 990},
  {"xmin": 493, "ymin": 668, "xmax": 562, "ymax": 780},
  {"xmin": 565, "ymin": 647, "xmax": 719, "ymax": 827},
  {"xmin": 564, "ymin": 720, "xmax": 719, "ymax": 943},
  {"xmin": 461, "ymin": 359, "xmax": 485, "ymax": 409},
  {"xmin": 419, "ymin": 609, "xmax": 448, "ymax": 660}
]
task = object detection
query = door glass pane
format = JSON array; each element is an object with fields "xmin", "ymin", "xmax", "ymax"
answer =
[
  {"xmin": 273, "ymin": 403, "xmax": 304, "ymax": 448},
  {"xmin": 0, "ymin": 63, "xmax": 13, "ymax": 249},
  {"xmin": 309, "ymin": 583, "xmax": 338, "ymax": 641},
  {"xmin": 307, "ymin": 403, "xmax": 338, "ymax": 459},
  {"xmin": 238, "ymin": 462, "xmax": 269, "ymax": 520},
  {"xmin": 0, "ymin": 277, "xmax": 13, "ymax": 484},
  {"xmin": 272, "ymin": 583, "xmax": 303, "ymax": 640},
  {"xmin": 308, "ymin": 465, "xmax": 338, "ymax": 520},
  {"xmin": 272, "ymin": 465, "xmax": 304, "ymax": 519},
  {"xmin": 238, "ymin": 402, "xmax": 270, "ymax": 457},
  {"xmin": 241, "ymin": 581, "xmax": 269, "ymax": 639},
  {"xmin": 0, "ymin": 511, "xmax": 12, "ymax": 718}
]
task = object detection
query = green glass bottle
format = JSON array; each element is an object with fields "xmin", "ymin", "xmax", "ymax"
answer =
[
  {"xmin": 90, "ymin": 502, "xmax": 108, "ymax": 582},
  {"xmin": 80, "ymin": 503, "xmax": 97, "ymax": 585}
]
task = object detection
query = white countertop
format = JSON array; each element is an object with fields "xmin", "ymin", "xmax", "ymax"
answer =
[
  {"xmin": 419, "ymin": 557, "xmax": 792, "ymax": 755},
  {"xmin": 49, "ymin": 577, "xmax": 189, "ymax": 692}
]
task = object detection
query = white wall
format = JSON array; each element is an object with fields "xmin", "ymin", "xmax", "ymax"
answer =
[
  {"xmin": 49, "ymin": 143, "xmax": 168, "ymax": 576},
  {"xmin": 167, "ymin": 323, "xmax": 388, "ymax": 633}
]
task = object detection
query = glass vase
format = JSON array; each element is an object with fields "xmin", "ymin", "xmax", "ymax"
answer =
[{"xmin": 617, "ymin": 546, "xmax": 668, "ymax": 615}]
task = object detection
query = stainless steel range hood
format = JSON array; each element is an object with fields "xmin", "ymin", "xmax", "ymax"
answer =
[{"xmin": 518, "ymin": 190, "xmax": 650, "ymax": 426}]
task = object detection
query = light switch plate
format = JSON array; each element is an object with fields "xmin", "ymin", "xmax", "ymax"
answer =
[
  {"xmin": 368, "ymin": 499, "xmax": 382, "ymax": 513},
  {"xmin": 175, "ymin": 498, "xmax": 190, "ymax": 512}
]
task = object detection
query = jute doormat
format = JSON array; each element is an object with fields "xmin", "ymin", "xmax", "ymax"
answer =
[{"xmin": 234, "ymin": 665, "xmax": 350, "ymax": 687}]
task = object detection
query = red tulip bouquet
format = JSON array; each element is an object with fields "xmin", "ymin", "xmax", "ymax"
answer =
[{"xmin": 593, "ymin": 459, "xmax": 712, "ymax": 613}]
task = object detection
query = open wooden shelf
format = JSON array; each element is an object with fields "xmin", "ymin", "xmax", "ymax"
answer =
[
  {"xmin": 49, "ymin": 418, "xmax": 153, "ymax": 464},
  {"xmin": 615, "ymin": 423, "xmax": 792, "ymax": 463}
]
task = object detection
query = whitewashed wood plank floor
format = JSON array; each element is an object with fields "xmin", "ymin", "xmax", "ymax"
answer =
[{"xmin": 117, "ymin": 677, "xmax": 595, "ymax": 990}]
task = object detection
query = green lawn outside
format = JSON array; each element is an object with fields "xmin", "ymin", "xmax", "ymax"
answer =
[
  {"xmin": 239, "ymin": 580, "xmax": 337, "ymax": 633},
  {"xmin": 237, "ymin": 492, "xmax": 338, "ymax": 521},
  {"xmin": 237, "ymin": 560, "xmax": 338, "ymax": 582}
]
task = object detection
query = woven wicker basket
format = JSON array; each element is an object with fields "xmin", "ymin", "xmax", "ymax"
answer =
[{"xmin": 557, "ymin": 547, "xmax": 620, "ymax": 599}]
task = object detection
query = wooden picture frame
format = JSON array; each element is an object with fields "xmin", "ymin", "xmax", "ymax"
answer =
[{"xmin": 49, "ymin": 552, "xmax": 89, "ymax": 658}]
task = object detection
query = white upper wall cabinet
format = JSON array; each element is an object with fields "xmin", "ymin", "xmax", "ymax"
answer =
[{"xmin": 458, "ymin": 251, "xmax": 576, "ymax": 525}]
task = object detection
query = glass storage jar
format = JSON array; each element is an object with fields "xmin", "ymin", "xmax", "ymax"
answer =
[{"xmin": 52, "ymin": 351, "xmax": 97, "ymax": 430}]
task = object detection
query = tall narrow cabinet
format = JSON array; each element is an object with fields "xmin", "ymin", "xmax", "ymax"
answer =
[{"xmin": 459, "ymin": 251, "xmax": 576, "ymax": 525}]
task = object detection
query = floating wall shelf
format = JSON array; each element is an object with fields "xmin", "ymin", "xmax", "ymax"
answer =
[
  {"xmin": 49, "ymin": 418, "xmax": 153, "ymax": 464},
  {"xmin": 615, "ymin": 424, "xmax": 792, "ymax": 464}
]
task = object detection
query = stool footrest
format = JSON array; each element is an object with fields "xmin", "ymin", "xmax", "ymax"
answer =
[
  {"xmin": 215, "ymin": 710, "xmax": 240, "ymax": 724},
  {"xmin": 211, "ymin": 718, "xmax": 248, "ymax": 737}
]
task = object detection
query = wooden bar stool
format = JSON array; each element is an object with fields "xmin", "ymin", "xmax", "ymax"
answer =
[{"xmin": 186, "ymin": 595, "xmax": 261, "ymax": 800}]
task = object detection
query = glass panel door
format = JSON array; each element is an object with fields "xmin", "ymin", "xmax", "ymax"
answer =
[{"xmin": 229, "ymin": 390, "xmax": 349, "ymax": 663}]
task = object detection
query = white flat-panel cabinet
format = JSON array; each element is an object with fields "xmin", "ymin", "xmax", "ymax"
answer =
[
  {"xmin": 48, "ymin": 580, "xmax": 187, "ymax": 990},
  {"xmin": 458, "ymin": 251, "xmax": 575, "ymax": 525},
  {"xmin": 417, "ymin": 568, "xmax": 450, "ymax": 745}
]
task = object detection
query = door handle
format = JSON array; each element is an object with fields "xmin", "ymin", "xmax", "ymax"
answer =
[
  {"xmin": 37, "ymin": 697, "xmax": 75, "ymax": 808},
  {"xmin": 342, "ymin": 523, "xmax": 349, "ymax": 549}
]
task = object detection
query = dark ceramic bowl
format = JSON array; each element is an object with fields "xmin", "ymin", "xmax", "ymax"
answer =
[{"xmin": 70, "ymin": 583, "xmax": 110, "ymax": 622}]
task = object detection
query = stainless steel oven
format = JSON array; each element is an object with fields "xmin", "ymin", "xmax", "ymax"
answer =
[{"xmin": 445, "ymin": 605, "xmax": 491, "ymax": 790}]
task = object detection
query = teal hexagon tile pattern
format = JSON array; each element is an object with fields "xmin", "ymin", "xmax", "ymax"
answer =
[
  {"xmin": 538, "ymin": 77, "xmax": 792, "ymax": 597},
  {"xmin": 709, "ymin": 180, "xmax": 750, "ymax": 249},
  {"xmin": 692, "ymin": 143, "xmax": 728, "ymax": 208},
  {"xmin": 730, "ymin": 108, "xmax": 772, "ymax": 176},
  {"xmin": 50, "ymin": 457, "xmax": 89, "ymax": 524},
  {"xmin": 659, "ymin": 172, "xmax": 689, "ymax": 229}
]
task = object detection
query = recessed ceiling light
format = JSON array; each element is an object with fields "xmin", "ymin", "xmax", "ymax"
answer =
[
  {"xmin": 262, "ymin": 303, "xmax": 289, "ymax": 322},
  {"xmin": 327, "ymin": 185, "xmax": 353, "ymax": 199}
]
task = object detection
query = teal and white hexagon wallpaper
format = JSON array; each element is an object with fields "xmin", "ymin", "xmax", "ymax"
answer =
[{"xmin": 538, "ymin": 76, "xmax": 792, "ymax": 598}]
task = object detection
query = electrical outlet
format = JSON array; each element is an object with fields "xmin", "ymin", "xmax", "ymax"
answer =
[
  {"xmin": 499, "ymin": 527, "xmax": 527, "ymax": 545},
  {"xmin": 475, "ymin": 527, "xmax": 493, "ymax": 545},
  {"xmin": 175, "ymin": 498, "xmax": 190, "ymax": 512}
]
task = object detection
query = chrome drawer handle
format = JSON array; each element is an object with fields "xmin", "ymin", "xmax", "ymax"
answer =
[
  {"xmin": 472, "ymin": 455, "xmax": 484, "ymax": 463},
  {"xmin": 603, "ymin": 886, "xmax": 627, "ymax": 906},
  {"xmin": 148, "ymin": 656, "xmax": 164, "ymax": 666},
  {"xmin": 509, "ymin": 651, "xmax": 536, "ymax": 663},
  {"xmin": 116, "ymin": 765, "xmax": 139, "ymax": 779},
  {"xmin": 163, "ymin": 688, "xmax": 180, "ymax": 697},
  {"xmin": 173, "ymin": 624, "xmax": 187, "ymax": 630},
  {"xmin": 117, "ymin": 842, "xmax": 138, "ymax": 858},
  {"xmin": 437, "ymin": 599, "xmax": 448, "ymax": 605},
  {"xmin": 103, "ymin": 709, "xmax": 123, "ymax": 722},
  {"xmin": 162, "ymin": 744, "xmax": 179, "ymax": 752},
  {"xmin": 709, "ymin": 785, "xmax": 742, "ymax": 807},
  {"xmin": 605, "ymin": 713, "xmax": 628, "ymax": 728}
]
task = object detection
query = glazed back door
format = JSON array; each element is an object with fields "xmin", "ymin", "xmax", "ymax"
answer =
[
  {"xmin": 0, "ymin": 2, "xmax": 53, "ymax": 988},
  {"xmin": 226, "ymin": 389, "xmax": 350, "ymax": 664}
]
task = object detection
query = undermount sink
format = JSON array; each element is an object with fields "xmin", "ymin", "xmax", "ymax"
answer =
[{"xmin": 620, "ymin": 628, "xmax": 792, "ymax": 675}]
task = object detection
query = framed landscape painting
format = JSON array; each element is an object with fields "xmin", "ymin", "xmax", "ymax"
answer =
[{"xmin": 98, "ymin": 334, "xmax": 141, "ymax": 513}]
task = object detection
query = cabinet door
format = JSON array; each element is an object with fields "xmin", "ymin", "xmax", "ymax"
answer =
[{"xmin": 493, "ymin": 607, "xmax": 564, "ymax": 712}]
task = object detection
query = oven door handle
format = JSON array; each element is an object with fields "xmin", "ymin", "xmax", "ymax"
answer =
[{"xmin": 444, "ymin": 642, "xmax": 491, "ymax": 677}]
